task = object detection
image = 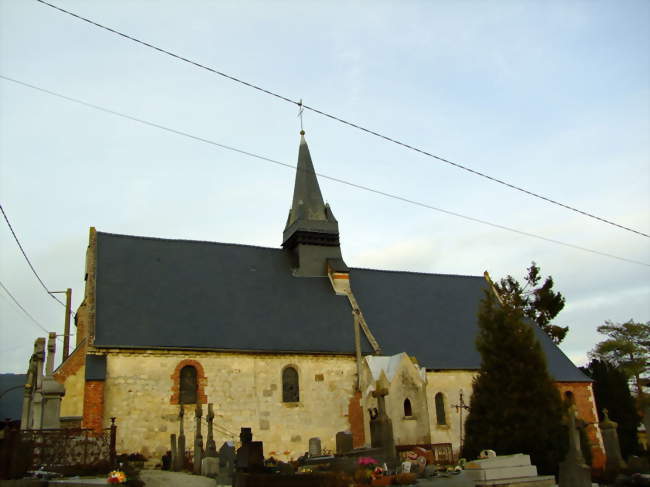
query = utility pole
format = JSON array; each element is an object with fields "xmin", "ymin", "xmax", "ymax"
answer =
[
  {"xmin": 63, "ymin": 288, "xmax": 71, "ymax": 360},
  {"xmin": 51, "ymin": 288, "xmax": 72, "ymax": 361}
]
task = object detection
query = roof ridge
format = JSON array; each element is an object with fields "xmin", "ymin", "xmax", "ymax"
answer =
[
  {"xmin": 97, "ymin": 230, "xmax": 283, "ymax": 252},
  {"xmin": 350, "ymin": 266, "xmax": 483, "ymax": 279},
  {"xmin": 97, "ymin": 231, "xmax": 485, "ymax": 279}
]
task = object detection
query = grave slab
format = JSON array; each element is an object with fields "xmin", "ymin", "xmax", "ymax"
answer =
[
  {"xmin": 466, "ymin": 465, "xmax": 538, "ymax": 482},
  {"xmin": 466, "ymin": 454, "xmax": 532, "ymax": 470}
]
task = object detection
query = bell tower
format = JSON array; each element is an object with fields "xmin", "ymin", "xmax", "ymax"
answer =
[{"xmin": 282, "ymin": 131, "xmax": 346, "ymax": 277}]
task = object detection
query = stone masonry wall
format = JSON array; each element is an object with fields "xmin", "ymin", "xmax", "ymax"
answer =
[
  {"xmin": 425, "ymin": 370, "xmax": 476, "ymax": 456},
  {"xmin": 75, "ymin": 227, "xmax": 96, "ymax": 347},
  {"xmin": 102, "ymin": 351, "xmax": 358, "ymax": 460}
]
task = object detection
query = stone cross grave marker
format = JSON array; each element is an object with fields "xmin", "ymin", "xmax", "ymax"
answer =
[
  {"xmin": 193, "ymin": 403, "xmax": 204, "ymax": 474},
  {"xmin": 559, "ymin": 405, "xmax": 591, "ymax": 487}
]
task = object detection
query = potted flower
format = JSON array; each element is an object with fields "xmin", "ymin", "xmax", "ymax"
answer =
[
  {"xmin": 354, "ymin": 457, "xmax": 378, "ymax": 485},
  {"xmin": 370, "ymin": 466, "xmax": 392, "ymax": 486}
]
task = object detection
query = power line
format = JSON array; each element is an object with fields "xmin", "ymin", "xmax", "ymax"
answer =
[
  {"xmin": 33, "ymin": 0, "xmax": 650, "ymax": 239},
  {"xmin": 0, "ymin": 279, "xmax": 50, "ymax": 335},
  {"xmin": 0, "ymin": 203, "xmax": 71, "ymax": 313},
  {"xmin": 2, "ymin": 74, "xmax": 648, "ymax": 268}
]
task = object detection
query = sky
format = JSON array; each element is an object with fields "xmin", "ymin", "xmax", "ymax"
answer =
[{"xmin": 0, "ymin": 0, "xmax": 648, "ymax": 374}]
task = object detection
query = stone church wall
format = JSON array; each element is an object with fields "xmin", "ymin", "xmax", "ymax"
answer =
[
  {"xmin": 100, "ymin": 350, "xmax": 357, "ymax": 460},
  {"xmin": 425, "ymin": 370, "xmax": 476, "ymax": 456}
]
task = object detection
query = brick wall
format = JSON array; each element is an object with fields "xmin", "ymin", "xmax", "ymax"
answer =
[
  {"xmin": 53, "ymin": 341, "xmax": 86, "ymax": 384},
  {"xmin": 169, "ymin": 359, "xmax": 208, "ymax": 405},
  {"xmin": 556, "ymin": 382, "xmax": 606, "ymax": 471},
  {"xmin": 82, "ymin": 380, "xmax": 104, "ymax": 432},
  {"xmin": 348, "ymin": 390, "xmax": 365, "ymax": 448}
]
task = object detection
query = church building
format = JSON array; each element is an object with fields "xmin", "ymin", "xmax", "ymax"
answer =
[{"xmin": 52, "ymin": 131, "xmax": 605, "ymax": 468}]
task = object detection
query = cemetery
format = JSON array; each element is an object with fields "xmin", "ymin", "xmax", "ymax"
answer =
[
  {"xmin": 2, "ymin": 348, "xmax": 649, "ymax": 486},
  {"xmin": 1, "ymin": 133, "xmax": 648, "ymax": 485}
]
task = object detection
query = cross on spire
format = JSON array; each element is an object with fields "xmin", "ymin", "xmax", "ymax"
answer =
[{"xmin": 297, "ymin": 99, "xmax": 304, "ymax": 133}]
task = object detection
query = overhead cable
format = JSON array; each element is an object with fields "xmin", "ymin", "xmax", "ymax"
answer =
[
  {"xmin": 2, "ymin": 74, "xmax": 648, "ymax": 268},
  {"xmin": 0, "ymin": 279, "xmax": 51, "ymax": 335},
  {"xmin": 0, "ymin": 203, "xmax": 71, "ymax": 312},
  {"xmin": 33, "ymin": 0, "xmax": 650, "ymax": 239}
]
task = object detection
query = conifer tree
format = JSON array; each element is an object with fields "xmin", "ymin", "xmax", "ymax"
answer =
[
  {"xmin": 494, "ymin": 262, "xmax": 568, "ymax": 344},
  {"xmin": 580, "ymin": 359, "xmax": 641, "ymax": 459},
  {"xmin": 463, "ymin": 289, "xmax": 568, "ymax": 475}
]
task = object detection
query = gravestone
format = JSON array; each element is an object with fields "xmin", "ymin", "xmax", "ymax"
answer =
[
  {"xmin": 41, "ymin": 333, "xmax": 65, "ymax": 429},
  {"xmin": 600, "ymin": 409, "xmax": 626, "ymax": 474},
  {"xmin": 235, "ymin": 427, "xmax": 264, "ymax": 473},
  {"xmin": 162, "ymin": 450, "xmax": 172, "ymax": 471},
  {"xmin": 175, "ymin": 404, "xmax": 186, "ymax": 471},
  {"xmin": 309, "ymin": 437, "xmax": 322, "ymax": 457},
  {"xmin": 193, "ymin": 404, "xmax": 204, "ymax": 474},
  {"xmin": 559, "ymin": 406, "xmax": 591, "ymax": 487},
  {"xmin": 336, "ymin": 431, "xmax": 353, "ymax": 454},
  {"xmin": 219, "ymin": 441, "xmax": 236, "ymax": 474},
  {"xmin": 26, "ymin": 338, "xmax": 46, "ymax": 430},
  {"xmin": 201, "ymin": 456, "xmax": 219, "ymax": 478},
  {"xmin": 466, "ymin": 454, "xmax": 538, "ymax": 481},
  {"xmin": 205, "ymin": 403, "xmax": 217, "ymax": 457},
  {"xmin": 170, "ymin": 433, "xmax": 177, "ymax": 470},
  {"xmin": 369, "ymin": 374, "xmax": 397, "ymax": 465}
]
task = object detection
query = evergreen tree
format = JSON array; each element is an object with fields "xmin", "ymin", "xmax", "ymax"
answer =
[
  {"xmin": 494, "ymin": 262, "xmax": 568, "ymax": 344},
  {"xmin": 589, "ymin": 320, "xmax": 649, "ymax": 398},
  {"xmin": 463, "ymin": 289, "xmax": 568, "ymax": 475},
  {"xmin": 580, "ymin": 359, "xmax": 641, "ymax": 459}
]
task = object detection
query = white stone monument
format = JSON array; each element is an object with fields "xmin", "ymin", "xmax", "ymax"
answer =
[{"xmin": 465, "ymin": 453, "xmax": 555, "ymax": 487}]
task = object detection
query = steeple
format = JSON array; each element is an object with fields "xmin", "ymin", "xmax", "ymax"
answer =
[{"xmin": 282, "ymin": 131, "xmax": 345, "ymax": 276}]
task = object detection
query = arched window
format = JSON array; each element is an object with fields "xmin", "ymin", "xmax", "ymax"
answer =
[
  {"xmin": 282, "ymin": 366, "xmax": 299, "ymax": 403},
  {"xmin": 179, "ymin": 365, "xmax": 198, "ymax": 404},
  {"xmin": 564, "ymin": 391, "xmax": 575, "ymax": 404},
  {"xmin": 403, "ymin": 398, "xmax": 413, "ymax": 417},
  {"xmin": 435, "ymin": 393, "xmax": 446, "ymax": 425}
]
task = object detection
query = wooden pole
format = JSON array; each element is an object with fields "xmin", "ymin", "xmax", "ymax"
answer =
[
  {"xmin": 353, "ymin": 311, "xmax": 362, "ymax": 391},
  {"xmin": 63, "ymin": 288, "xmax": 72, "ymax": 361}
]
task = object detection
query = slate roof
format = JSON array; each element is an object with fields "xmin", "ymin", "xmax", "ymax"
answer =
[{"xmin": 94, "ymin": 231, "xmax": 589, "ymax": 382}]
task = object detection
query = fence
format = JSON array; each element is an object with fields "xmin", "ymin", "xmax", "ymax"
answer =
[{"xmin": 0, "ymin": 421, "xmax": 116, "ymax": 479}]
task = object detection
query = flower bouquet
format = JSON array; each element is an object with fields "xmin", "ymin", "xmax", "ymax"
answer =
[{"xmin": 107, "ymin": 470, "xmax": 127, "ymax": 484}]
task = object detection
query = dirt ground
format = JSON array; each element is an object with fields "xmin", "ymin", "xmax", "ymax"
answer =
[{"xmin": 140, "ymin": 470, "xmax": 229, "ymax": 487}]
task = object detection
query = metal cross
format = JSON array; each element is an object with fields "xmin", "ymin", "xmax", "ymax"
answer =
[{"xmin": 452, "ymin": 389, "xmax": 470, "ymax": 453}]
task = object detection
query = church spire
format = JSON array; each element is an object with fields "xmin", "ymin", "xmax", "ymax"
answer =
[{"xmin": 282, "ymin": 131, "xmax": 344, "ymax": 276}]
